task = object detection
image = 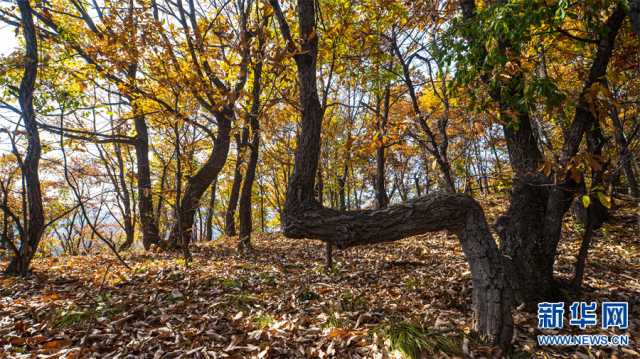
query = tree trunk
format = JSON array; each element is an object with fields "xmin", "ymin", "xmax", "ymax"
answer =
[
  {"xmin": 572, "ymin": 208, "xmax": 595, "ymax": 292},
  {"xmin": 258, "ymin": 177, "xmax": 266, "ymax": 232},
  {"xmin": 375, "ymin": 86, "xmax": 390, "ymax": 209},
  {"xmin": 630, "ymin": 0, "xmax": 640, "ymax": 36},
  {"xmin": 271, "ymin": 0, "xmax": 513, "ymax": 346},
  {"xmin": 134, "ymin": 109, "xmax": 161, "ymax": 250},
  {"xmin": 168, "ymin": 110, "xmax": 233, "ymax": 250},
  {"xmin": 461, "ymin": 0, "xmax": 624, "ymax": 305},
  {"xmin": 225, "ymin": 132, "xmax": 245, "ymax": 237},
  {"xmin": 6, "ymin": 0, "xmax": 44, "ymax": 276},
  {"xmin": 611, "ymin": 105, "xmax": 639, "ymax": 198},
  {"xmin": 538, "ymin": 5, "xmax": 624, "ymax": 298},
  {"xmin": 113, "ymin": 138, "xmax": 135, "ymax": 251},
  {"xmin": 238, "ymin": 42, "xmax": 264, "ymax": 252}
]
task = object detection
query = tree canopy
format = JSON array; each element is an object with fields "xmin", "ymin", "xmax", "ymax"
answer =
[{"xmin": 0, "ymin": 0, "xmax": 639, "ymax": 357}]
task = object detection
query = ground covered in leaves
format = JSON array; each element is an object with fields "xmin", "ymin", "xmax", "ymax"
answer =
[{"xmin": 1, "ymin": 198, "xmax": 639, "ymax": 358}]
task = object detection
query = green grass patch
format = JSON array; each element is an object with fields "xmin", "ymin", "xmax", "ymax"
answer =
[{"xmin": 375, "ymin": 320, "xmax": 462, "ymax": 359}]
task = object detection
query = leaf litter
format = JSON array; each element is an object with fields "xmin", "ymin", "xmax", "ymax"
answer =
[{"xmin": 0, "ymin": 197, "xmax": 638, "ymax": 358}]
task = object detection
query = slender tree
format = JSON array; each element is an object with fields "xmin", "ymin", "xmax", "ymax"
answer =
[{"xmin": 4, "ymin": 0, "xmax": 45, "ymax": 276}]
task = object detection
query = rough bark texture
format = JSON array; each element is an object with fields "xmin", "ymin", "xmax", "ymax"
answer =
[
  {"xmin": 134, "ymin": 112, "xmax": 161, "ymax": 250},
  {"xmin": 462, "ymin": 0, "xmax": 625, "ymax": 305},
  {"xmin": 168, "ymin": 110, "xmax": 232, "ymax": 248},
  {"xmin": 375, "ymin": 86, "xmax": 390, "ymax": 209},
  {"xmin": 272, "ymin": 0, "xmax": 513, "ymax": 346},
  {"xmin": 6, "ymin": 0, "xmax": 44, "ymax": 276},
  {"xmin": 238, "ymin": 43, "xmax": 264, "ymax": 252}
]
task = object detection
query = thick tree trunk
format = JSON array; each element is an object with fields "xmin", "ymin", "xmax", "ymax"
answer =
[
  {"xmin": 272, "ymin": 0, "xmax": 513, "ymax": 346},
  {"xmin": 225, "ymin": 132, "xmax": 245, "ymax": 237},
  {"xmin": 6, "ymin": 0, "xmax": 44, "ymax": 276},
  {"xmin": 168, "ymin": 110, "xmax": 232, "ymax": 249},
  {"xmin": 461, "ymin": 0, "xmax": 624, "ymax": 305},
  {"xmin": 238, "ymin": 46, "xmax": 264, "ymax": 252}
]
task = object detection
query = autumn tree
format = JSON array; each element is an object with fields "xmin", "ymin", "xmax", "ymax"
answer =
[
  {"xmin": 2, "ymin": 0, "xmax": 45, "ymax": 275},
  {"xmin": 449, "ymin": 0, "xmax": 630, "ymax": 302},
  {"xmin": 270, "ymin": 0, "xmax": 513, "ymax": 346}
]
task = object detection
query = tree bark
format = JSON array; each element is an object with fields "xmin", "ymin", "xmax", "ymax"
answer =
[
  {"xmin": 238, "ymin": 40, "xmax": 264, "ymax": 252},
  {"xmin": 375, "ymin": 85, "xmax": 390, "ymax": 209},
  {"xmin": 6, "ymin": 0, "xmax": 44, "ymax": 276},
  {"xmin": 539, "ymin": 5, "xmax": 624, "ymax": 294},
  {"xmin": 225, "ymin": 131, "xmax": 246, "ymax": 237},
  {"xmin": 134, "ymin": 114, "xmax": 161, "ymax": 249},
  {"xmin": 271, "ymin": 0, "xmax": 513, "ymax": 346},
  {"xmin": 461, "ymin": 0, "xmax": 624, "ymax": 305},
  {"xmin": 630, "ymin": 0, "xmax": 640, "ymax": 36},
  {"xmin": 113, "ymin": 135, "xmax": 135, "ymax": 251},
  {"xmin": 611, "ymin": 105, "xmax": 639, "ymax": 198},
  {"xmin": 571, "ymin": 207, "xmax": 595, "ymax": 292},
  {"xmin": 168, "ymin": 110, "xmax": 233, "ymax": 250}
]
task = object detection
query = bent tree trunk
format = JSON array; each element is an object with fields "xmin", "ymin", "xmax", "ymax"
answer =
[
  {"xmin": 284, "ymin": 196, "xmax": 514, "ymax": 345},
  {"xmin": 168, "ymin": 110, "xmax": 233, "ymax": 249},
  {"xmin": 6, "ymin": 0, "xmax": 45, "ymax": 276},
  {"xmin": 271, "ymin": 0, "xmax": 513, "ymax": 346}
]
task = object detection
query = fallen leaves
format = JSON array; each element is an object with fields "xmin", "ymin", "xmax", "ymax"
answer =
[{"xmin": 0, "ymin": 197, "xmax": 638, "ymax": 358}]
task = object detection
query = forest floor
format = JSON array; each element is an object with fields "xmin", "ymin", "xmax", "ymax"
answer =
[{"xmin": 0, "ymin": 196, "xmax": 639, "ymax": 358}]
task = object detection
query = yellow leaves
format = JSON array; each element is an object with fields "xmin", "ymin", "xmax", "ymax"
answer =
[
  {"xmin": 327, "ymin": 327, "xmax": 350, "ymax": 339},
  {"xmin": 583, "ymin": 192, "xmax": 611, "ymax": 209},
  {"xmin": 262, "ymin": 2, "xmax": 275, "ymax": 17},
  {"xmin": 371, "ymin": 131, "xmax": 384, "ymax": 149},
  {"xmin": 41, "ymin": 292, "xmax": 62, "ymax": 302},
  {"xmin": 597, "ymin": 192, "xmax": 611, "ymax": 209},
  {"xmin": 581, "ymin": 195, "xmax": 591, "ymax": 208}
]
